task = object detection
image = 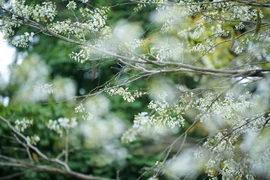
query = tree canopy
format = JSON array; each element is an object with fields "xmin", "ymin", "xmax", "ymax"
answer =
[{"xmin": 1, "ymin": 0, "xmax": 270, "ymax": 179}]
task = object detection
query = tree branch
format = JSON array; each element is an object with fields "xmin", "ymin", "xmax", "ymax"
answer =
[
  {"xmin": 234, "ymin": 0, "xmax": 270, "ymax": 8},
  {"xmin": 0, "ymin": 162, "xmax": 110, "ymax": 180},
  {"xmin": 0, "ymin": 116, "xmax": 112, "ymax": 180}
]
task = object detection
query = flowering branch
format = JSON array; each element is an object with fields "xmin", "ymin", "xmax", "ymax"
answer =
[
  {"xmin": 0, "ymin": 116, "xmax": 111, "ymax": 180},
  {"xmin": 1, "ymin": 2, "xmax": 269, "ymax": 82}
]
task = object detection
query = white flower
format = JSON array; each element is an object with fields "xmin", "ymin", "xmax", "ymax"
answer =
[
  {"xmin": 58, "ymin": 117, "xmax": 70, "ymax": 129},
  {"xmin": 106, "ymin": 87, "xmax": 145, "ymax": 102},
  {"xmin": 82, "ymin": 112, "xmax": 93, "ymax": 121},
  {"xmin": 69, "ymin": 117, "xmax": 78, "ymax": 128},
  {"xmin": 14, "ymin": 119, "xmax": 33, "ymax": 132},
  {"xmin": 47, "ymin": 119, "xmax": 62, "ymax": 136},
  {"xmin": 35, "ymin": 84, "xmax": 53, "ymax": 94},
  {"xmin": 75, "ymin": 104, "xmax": 85, "ymax": 113},
  {"xmin": 30, "ymin": 135, "xmax": 40, "ymax": 145},
  {"xmin": 66, "ymin": 1, "xmax": 76, "ymax": 10}
]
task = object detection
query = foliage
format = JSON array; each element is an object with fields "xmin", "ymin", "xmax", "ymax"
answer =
[{"xmin": 1, "ymin": 0, "xmax": 270, "ymax": 179}]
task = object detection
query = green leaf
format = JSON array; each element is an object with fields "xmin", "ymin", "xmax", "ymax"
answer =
[
  {"xmin": 230, "ymin": 29, "xmax": 235, "ymax": 49},
  {"xmin": 255, "ymin": 8, "xmax": 261, "ymax": 34}
]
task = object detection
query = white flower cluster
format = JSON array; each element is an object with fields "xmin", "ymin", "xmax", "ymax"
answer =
[
  {"xmin": 26, "ymin": 134, "xmax": 40, "ymax": 145},
  {"xmin": 243, "ymin": 132, "xmax": 270, "ymax": 178},
  {"xmin": 234, "ymin": 22, "xmax": 245, "ymax": 31},
  {"xmin": 150, "ymin": 37, "xmax": 185, "ymax": 62},
  {"xmin": 69, "ymin": 48, "xmax": 87, "ymax": 63},
  {"xmin": 210, "ymin": 23, "xmax": 228, "ymax": 38},
  {"xmin": 49, "ymin": 20, "xmax": 85, "ymax": 39},
  {"xmin": 14, "ymin": 118, "xmax": 33, "ymax": 132},
  {"xmin": 147, "ymin": 93, "xmax": 190, "ymax": 130},
  {"xmin": 46, "ymin": 6, "xmax": 109, "ymax": 42},
  {"xmin": 234, "ymin": 45, "xmax": 244, "ymax": 55},
  {"xmin": 82, "ymin": 112, "xmax": 93, "ymax": 121},
  {"xmin": 11, "ymin": 32, "xmax": 34, "ymax": 47},
  {"xmin": 1, "ymin": 1, "xmax": 56, "ymax": 46},
  {"xmin": 189, "ymin": 21, "xmax": 205, "ymax": 39},
  {"xmin": 134, "ymin": 3, "xmax": 146, "ymax": 12},
  {"xmin": 145, "ymin": 0, "xmax": 261, "ymax": 67},
  {"xmin": 99, "ymin": 26, "xmax": 113, "ymax": 40},
  {"xmin": 193, "ymin": 92, "xmax": 268, "ymax": 179},
  {"xmin": 122, "ymin": 89, "xmax": 269, "ymax": 177},
  {"xmin": 34, "ymin": 84, "xmax": 53, "ymax": 94},
  {"xmin": 120, "ymin": 39, "xmax": 143, "ymax": 53},
  {"xmin": 121, "ymin": 112, "xmax": 150, "ymax": 143},
  {"xmin": 202, "ymin": 130, "xmax": 262, "ymax": 179},
  {"xmin": 230, "ymin": 5, "xmax": 257, "ymax": 22},
  {"xmin": 0, "ymin": 16, "xmax": 21, "ymax": 38},
  {"xmin": 203, "ymin": 132, "xmax": 237, "ymax": 177},
  {"xmin": 75, "ymin": 104, "xmax": 85, "ymax": 113},
  {"xmin": 31, "ymin": 2, "xmax": 56, "ymax": 22},
  {"xmin": 122, "ymin": 92, "xmax": 193, "ymax": 142},
  {"xmin": 47, "ymin": 119, "xmax": 62, "ymax": 135},
  {"xmin": 153, "ymin": 5, "xmax": 191, "ymax": 33},
  {"xmin": 47, "ymin": 117, "xmax": 77, "ymax": 136},
  {"xmin": 195, "ymin": 93, "xmax": 255, "ymax": 128},
  {"xmin": 107, "ymin": 87, "xmax": 145, "ymax": 102},
  {"xmin": 12, "ymin": 1, "xmax": 56, "ymax": 22},
  {"xmin": 11, "ymin": 0, "xmax": 29, "ymax": 17},
  {"xmin": 58, "ymin": 117, "xmax": 77, "ymax": 129},
  {"xmin": 70, "ymin": 37, "xmax": 114, "ymax": 62},
  {"xmin": 74, "ymin": 103, "xmax": 93, "ymax": 121},
  {"xmin": 66, "ymin": 1, "xmax": 77, "ymax": 10},
  {"xmin": 79, "ymin": 7, "xmax": 109, "ymax": 32},
  {"xmin": 192, "ymin": 1, "xmax": 258, "ymax": 24},
  {"xmin": 80, "ymin": 0, "xmax": 89, "ymax": 3}
]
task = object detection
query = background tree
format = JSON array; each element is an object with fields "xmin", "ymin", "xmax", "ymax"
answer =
[{"xmin": 1, "ymin": 0, "xmax": 270, "ymax": 179}]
